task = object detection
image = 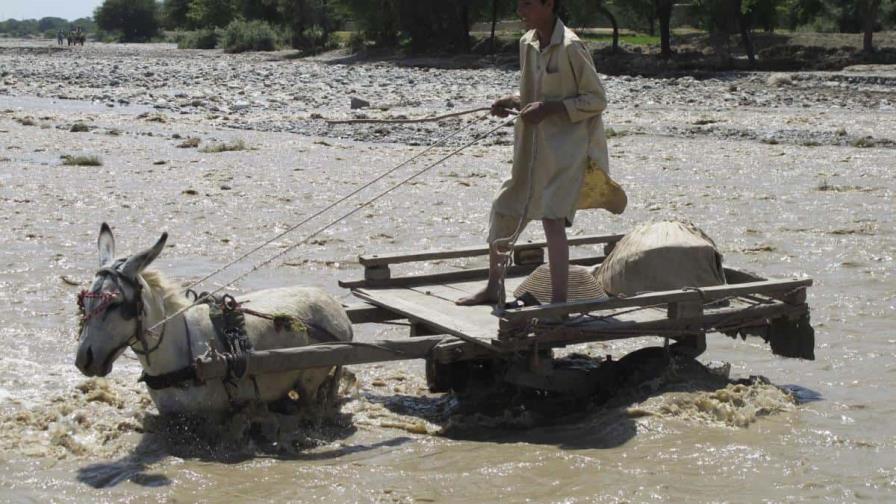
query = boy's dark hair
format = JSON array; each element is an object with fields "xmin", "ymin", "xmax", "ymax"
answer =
[{"xmin": 541, "ymin": 0, "xmax": 561, "ymax": 14}]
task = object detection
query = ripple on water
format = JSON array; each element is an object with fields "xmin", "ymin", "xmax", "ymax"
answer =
[
  {"xmin": 0, "ymin": 377, "xmax": 149, "ymax": 460},
  {"xmin": 628, "ymin": 379, "xmax": 796, "ymax": 429}
]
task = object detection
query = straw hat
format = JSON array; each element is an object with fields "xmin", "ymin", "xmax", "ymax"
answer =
[{"xmin": 513, "ymin": 264, "xmax": 607, "ymax": 305}]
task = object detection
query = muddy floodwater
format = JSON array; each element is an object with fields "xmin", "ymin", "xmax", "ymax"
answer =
[{"xmin": 0, "ymin": 39, "xmax": 895, "ymax": 502}]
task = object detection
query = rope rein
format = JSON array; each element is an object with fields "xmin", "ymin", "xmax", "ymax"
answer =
[
  {"xmin": 176, "ymin": 108, "xmax": 490, "ymax": 299},
  {"xmin": 493, "ymin": 125, "xmax": 538, "ymax": 315},
  {"xmin": 147, "ymin": 109, "xmax": 519, "ymax": 333}
]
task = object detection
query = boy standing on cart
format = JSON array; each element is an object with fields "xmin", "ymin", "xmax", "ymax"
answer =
[{"xmin": 457, "ymin": 0, "xmax": 626, "ymax": 307}]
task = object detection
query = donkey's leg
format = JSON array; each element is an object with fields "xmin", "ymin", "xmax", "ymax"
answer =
[{"xmin": 316, "ymin": 366, "xmax": 344, "ymax": 409}]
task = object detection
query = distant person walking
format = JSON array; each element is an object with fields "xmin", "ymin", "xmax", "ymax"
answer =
[{"xmin": 57, "ymin": 30, "xmax": 64, "ymax": 46}]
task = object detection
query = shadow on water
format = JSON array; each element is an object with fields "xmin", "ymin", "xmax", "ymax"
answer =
[
  {"xmin": 76, "ymin": 433, "xmax": 171, "ymax": 489},
  {"xmin": 780, "ymin": 384, "xmax": 824, "ymax": 404},
  {"xmin": 364, "ymin": 347, "xmax": 803, "ymax": 450},
  {"xmin": 77, "ymin": 406, "xmax": 409, "ymax": 488}
]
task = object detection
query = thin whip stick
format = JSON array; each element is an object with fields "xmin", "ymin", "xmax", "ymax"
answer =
[
  {"xmin": 325, "ymin": 106, "xmax": 491, "ymax": 125},
  {"xmin": 147, "ymin": 112, "xmax": 518, "ymax": 333}
]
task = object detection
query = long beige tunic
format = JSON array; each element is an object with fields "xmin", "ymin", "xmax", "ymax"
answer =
[{"xmin": 492, "ymin": 18, "xmax": 626, "ymax": 226}]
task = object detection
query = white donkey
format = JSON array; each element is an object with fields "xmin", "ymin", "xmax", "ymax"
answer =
[{"xmin": 75, "ymin": 223, "xmax": 353, "ymax": 415}]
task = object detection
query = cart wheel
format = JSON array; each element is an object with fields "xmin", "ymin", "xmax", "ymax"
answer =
[
  {"xmin": 426, "ymin": 358, "xmax": 500, "ymax": 394},
  {"xmin": 425, "ymin": 358, "xmax": 468, "ymax": 393},
  {"xmin": 614, "ymin": 347, "xmax": 670, "ymax": 387}
]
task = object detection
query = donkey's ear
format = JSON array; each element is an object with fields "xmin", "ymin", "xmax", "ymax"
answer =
[
  {"xmin": 98, "ymin": 223, "xmax": 115, "ymax": 267},
  {"xmin": 121, "ymin": 232, "xmax": 168, "ymax": 278}
]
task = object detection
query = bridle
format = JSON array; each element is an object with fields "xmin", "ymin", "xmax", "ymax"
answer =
[{"xmin": 77, "ymin": 265, "xmax": 167, "ymax": 366}]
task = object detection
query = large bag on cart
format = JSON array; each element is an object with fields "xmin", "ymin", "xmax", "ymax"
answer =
[{"xmin": 595, "ymin": 221, "xmax": 726, "ymax": 297}]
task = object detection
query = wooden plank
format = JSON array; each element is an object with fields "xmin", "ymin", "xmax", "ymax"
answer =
[
  {"xmin": 194, "ymin": 336, "xmax": 454, "ymax": 379},
  {"xmin": 358, "ymin": 233, "xmax": 624, "ymax": 267},
  {"xmin": 353, "ymin": 287, "xmax": 501, "ymax": 351},
  {"xmin": 407, "ymin": 283, "xmax": 470, "ymax": 303},
  {"xmin": 343, "ymin": 303, "xmax": 404, "ymax": 324},
  {"xmin": 340, "ymin": 255, "xmax": 605, "ymax": 289},
  {"xmin": 496, "ymin": 301, "xmax": 809, "ymax": 351},
  {"xmin": 501, "ymin": 278, "xmax": 814, "ymax": 324}
]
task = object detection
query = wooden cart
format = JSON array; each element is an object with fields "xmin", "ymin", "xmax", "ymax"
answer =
[{"xmin": 195, "ymin": 233, "xmax": 815, "ymax": 397}]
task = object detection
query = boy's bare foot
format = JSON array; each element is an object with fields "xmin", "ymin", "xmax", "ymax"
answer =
[{"xmin": 455, "ymin": 287, "xmax": 499, "ymax": 306}]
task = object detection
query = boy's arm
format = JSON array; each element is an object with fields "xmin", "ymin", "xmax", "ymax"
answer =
[
  {"xmin": 492, "ymin": 95, "xmax": 521, "ymax": 117},
  {"xmin": 562, "ymin": 41, "xmax": 608, "ymax": 123}
]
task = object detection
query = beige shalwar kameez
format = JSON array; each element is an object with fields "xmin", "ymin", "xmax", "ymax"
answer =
[{"xmin": 488, "ymin": 18, "xmax": 626, "ymax": 243}]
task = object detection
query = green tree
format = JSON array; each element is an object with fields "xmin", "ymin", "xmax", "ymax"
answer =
[
  {"xmin": 187, "ymin": 0, "xmax": 239, "ymax": 28},
  {"xmin": 161, "ymin": 0, "xmax": 192, "ymax": 29},
  {"xmin": 610, "ymin": 0, "xmax": 657, "ymax": 34},
  {"xmin": 94, "ymin": 0, "xmax": 161, "ymax": 42},
  {"xmin": 0, "ymin": 19, "xmax": 38, "ymax": 37},
  {"xmin": 334, "ymin": 0, "xmax": 501, "ymax": 52},
  {"xmin": 38, "ymin": 17, "xmax": 68, "ymax": 32},
  {"xmin": 656, "ymin": 0, "xmax": 674, "ymax": 58},
  {"xmin": 780, "ymin": 0, "xmax": 882, "ymax": 51},
  {"xmin": 859, "ymin": 0, "xmax": 882, "ymax": 52},
  {"xmin": 611, "ymin": 0, "xmax": 675, "ymax": 57},
  {"xmin": 71, "ymin": 17, "xmax": 99, "ymax": 33},
  {"xmin": 334, "ymin": 0, "xmax": 400, "ymax": 46}
]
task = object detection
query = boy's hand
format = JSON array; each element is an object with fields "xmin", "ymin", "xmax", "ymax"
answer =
[
  {"xmin": 520, "ymin": 101, "xmax": 563, "ymax": 125},
  {"xmin": 491, "ymin": 95, "xmax": 520, "ymax": 117}
]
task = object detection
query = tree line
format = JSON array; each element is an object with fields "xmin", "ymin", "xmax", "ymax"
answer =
[
  {"xmin": 3, "ymin": 0, "xmax": 895, "ymax": 57},
  {"xmin": 0, "ymin": 17, "xmax": 96, "ymax": 38}
]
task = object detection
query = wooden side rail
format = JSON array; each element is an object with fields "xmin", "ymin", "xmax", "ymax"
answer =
[
  {"xmin": 340, "ymin": 255, "xmax": 606, "ymax": 290},
  {"xmin": 496, "ymin": 301, "xmax": 810, "ymax": 352},
  {"xmin": 358, "ymin": 233, "xmax": 625, "ymax": 268},
  {"xmin": 500, "ymin": 278, "xmax": 813, "ymax": 324}
]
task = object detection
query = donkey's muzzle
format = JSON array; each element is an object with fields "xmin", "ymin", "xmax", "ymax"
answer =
[{"xmin": 75, "ymin": 345, "xmax": 106, "ymax": 376}]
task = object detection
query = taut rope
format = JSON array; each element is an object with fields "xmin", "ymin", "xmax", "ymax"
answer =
[
  {"xmin": 172, "ymin": 108, "xmax": 499, "ymax": 309},
  {"xmin": 147, "ymin": 110, "xmax": 519, "ymax": 333}
]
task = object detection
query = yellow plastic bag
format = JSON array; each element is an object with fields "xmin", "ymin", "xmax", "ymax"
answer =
[{"xmin": 576, "ymin": 160, "xmax": 627, "ymax": 214}]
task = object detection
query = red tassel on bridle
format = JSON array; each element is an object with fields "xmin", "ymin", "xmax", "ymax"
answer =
[{"xmin": 77, "ymin": 289, "xmax": 119, "ymax": 324}]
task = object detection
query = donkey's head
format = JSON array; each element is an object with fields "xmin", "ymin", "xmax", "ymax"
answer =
[{"xmin": 75, "ymin": 223, "xmax": 167, "ymax": 377}]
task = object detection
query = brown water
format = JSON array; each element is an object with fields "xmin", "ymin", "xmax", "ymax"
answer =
[{"xmin": 1, "ymin": 41, "xmax": 895, "ymax": 502}]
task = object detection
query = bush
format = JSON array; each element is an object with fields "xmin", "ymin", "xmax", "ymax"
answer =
[
  {"xmin": 199, "ymin": 139, "xmax": 247, "ymax": 153},
  {"xmin": 61, "ymin": 155, "xmax": 102, "ymax": 166},
  {"xmin": 176, "ymin": 28, "xmax": 219, "ymax": 49},
  {"xmin": 347, "ymin": 32, "xmax": 367, "ymax": 52},
  {"xmin": 94, "ymin": 0, "xmax": 161, "ymax": 42},
  {"xmin": 219, "ymin": 20, "xmax": 281, "ymax": 53},
  {"xmin": 300, "ymin": 25, "xmax": 340, "ymax": 53}
]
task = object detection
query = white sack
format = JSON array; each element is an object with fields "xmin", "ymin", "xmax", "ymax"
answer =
[{"xmin": 596, "ymin": 221, "xmax": 726, "ymax": 297}]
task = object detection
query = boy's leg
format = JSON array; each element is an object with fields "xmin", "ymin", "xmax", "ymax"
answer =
[
  {"xmin": 455, "ymin": 244, "xmax": 501, "ymax": 305},
  {"xmin": 456, "ymin": 210, "xmax": 524, "ymax": 306},
  {"xmin": 542, "ymin": 218, "xmax": 568, "ymax": 304}
]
